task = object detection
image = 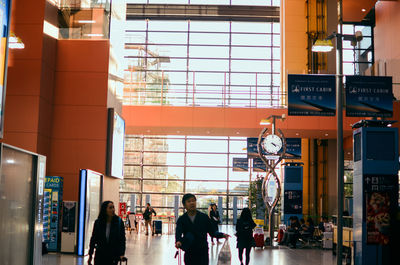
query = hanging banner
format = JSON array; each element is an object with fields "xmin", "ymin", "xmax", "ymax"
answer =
[
  {"xmin": 253, "ymin": 157, "xmax": 266, "ymax": 172},
  {"xmin": 282, "ymin": 138, "xmax": 302, "ymax": 159},
  {"xmin": 0, "ymin": 0, "xmax": 11, "ymax": 138},
  {"xmin": 247, "ymin": 138, "xmax": 261, "ymax": 158},
  {"xmin": 345, "ymin": 76, "xmax": 393, "ymax": 118},
  {"xmin": 288, "ymin": 74, "xmax": 336, "ymax": 116},
  {"xmin": 283, "ymin": 190, "xmax": 303, "ymax": 214},
  {"xmin": 232, "ymin": 158, "xmax": 249, "ymax": 172}
]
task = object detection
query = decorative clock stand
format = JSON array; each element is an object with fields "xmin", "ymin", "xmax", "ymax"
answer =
[{"xmin": 257, "ymin": 115, "xmax": 286, "ymax": 247}]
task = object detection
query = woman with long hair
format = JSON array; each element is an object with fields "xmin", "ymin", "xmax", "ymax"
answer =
[
  {"xmin": 236, "ymin": 208, "xmax": 256, "ymax": 265},
  {"xmin": 88, "ymin": 201, "xmax": 126, "ymax": 265}
]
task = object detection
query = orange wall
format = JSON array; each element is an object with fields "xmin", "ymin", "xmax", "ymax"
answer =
[
  {"xmin": 375, "ymin": 1, "xmax": 400, "ymax": 100},
  {"xmin": 2, "ymin": 0, "xmax": 47, "ymax": 152},
  {"xmin": 50, "ymin": 40, "xmax": 110, "ymax": 201}
]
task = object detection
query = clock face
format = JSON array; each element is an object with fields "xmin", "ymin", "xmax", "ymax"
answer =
[{"xmin": 262, "ymin": 134, "xmax": 283, "ymax": 154}]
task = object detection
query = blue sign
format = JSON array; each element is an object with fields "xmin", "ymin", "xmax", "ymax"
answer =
[
  {"xmin": 283, "ymin": 138, "xmax": 302, "ymax": 159},
  {"xmin": 345, "ymin": 76, "xmax": 393, "ymax": 118},
  {"xmin": 288, "ymin": 74, "xmax": 336, "ymax": 116},
  {"xmin": 247, "ymin": 138, "xmax": 260, "ymax": 158},
  {"xmin": 253, "ymin": 157, "xmax": 266, "ymax": 172},
  {"xmin": 232, "ymin": 158, "xmax": 249, "ymax": 172}
]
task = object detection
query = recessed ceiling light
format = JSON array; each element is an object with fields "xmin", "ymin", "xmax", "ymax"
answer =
[
  {"xmin": 325, "ymin": 133, "xmax": 329, "ymax": 136},
  {"xmin": 236, "ymin": 132, "xmax": 240, "ymax": 135},
  {"xmin": 295, "ymin": 133, "xmax": 299, "ymax": 136},
  {"xmin": 361, "ymin": 8, "xmax": 366, "ymax": 12},
  {"xmin": 347, "ymin": 152, "xmax": 351, "ymax": 155},
  {"xmin": 206, "ymin": 131, "xmax": 210, "ymax": 134},
  {"xmin": 177, "ymin": 130, "xmax": 180, "ymax": 133}
]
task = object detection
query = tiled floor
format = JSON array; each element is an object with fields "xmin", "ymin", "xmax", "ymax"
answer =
[{"xmin": 43, "ymin": 226, "xmax": 337, "ymax": 265}]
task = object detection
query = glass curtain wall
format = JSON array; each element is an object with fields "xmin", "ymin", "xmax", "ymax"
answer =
[
  {"xmin": 124, "ymin": 2, "xmax": 281, "ymax": 107},
  {"xmin": 121, "ymin": 135, "xmax": 266, "ymax": 223}
]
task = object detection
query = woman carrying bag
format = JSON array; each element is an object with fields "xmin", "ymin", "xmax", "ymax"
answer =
[
  {"xmin": 235, "ymin": 208, "xmax": 256, "ymax": 265},
  {"xmin": 88, "ymin": 201, "xmax": 126, "ymax": 265}
]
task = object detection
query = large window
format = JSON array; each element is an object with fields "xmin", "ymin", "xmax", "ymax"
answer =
[
  {"xmin": 342, "ymin": 23, "xmax": 374, "ymax": 76},
  {"xmin": 121, "ymin": 135, "xmax": 259, "ymax": 223},
  {"xmin": 124, "ymin": 8, "xmax": 281, "ymax": 107},
  {"xmin": 126, "ymin": 0, "xmax": 281, "ymax": 6}
]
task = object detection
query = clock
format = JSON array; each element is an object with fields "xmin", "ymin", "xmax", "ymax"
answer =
[{"xmin": 262, "ymin": 134, "xmax": 283, "ymax": 154}]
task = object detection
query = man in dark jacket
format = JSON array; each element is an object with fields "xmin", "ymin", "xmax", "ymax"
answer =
[
  {"xmin": 175, "ymin": 194, "xmax": 229, "ymax": 265},
  {"xmin": 143, "ymin": 203, "xmax": 156, "ymax": 235}
]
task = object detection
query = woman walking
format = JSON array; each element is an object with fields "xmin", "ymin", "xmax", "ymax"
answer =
[
  {"xmin": 236, "ymin": 208, "xmax": 256, "ymax": 265},
  {"xmin": 209, "ymin": 204, "xmax": 221, "ymax": 244},
  {"xmin": 88, "ymin": 201, "xmax": 126, "ymax": 265}
]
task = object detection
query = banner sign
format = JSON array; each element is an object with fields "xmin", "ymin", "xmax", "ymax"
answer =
[
  {"xmin": 232, "ymin": 158, "xmax": 249, "ymax": 172},
  {"xmin": 253, "ymin": 157, "xmax": 266, "ymax": 172},
  {"xmin": 288, "ymin": 74, "xmax": 336, "ymax": 116},
  {"xmin": 345, "ymin": 76, "xmax": 393, "ymax": 118},
  {"xmin": 364, "ymin": 174, "xmax": 398, "ymax": 245},
  {"xmin": 248, "ymin": 137, "xmax": 302, "ymax": 159},
  {"xmin": 284, "ymin": 190, "xmax": 303, "ymax": 214},
  {"xmin": 247, "ymin": 138, "xmax": 263, "ymax": 158},
  {"xmin": 283, "ymin": 138, "xmax": 302, "ymax": 159}
]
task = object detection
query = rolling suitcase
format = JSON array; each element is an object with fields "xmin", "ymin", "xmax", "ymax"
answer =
[
  {"xmin": 153, "ymin": 220, "xmax": 162, "ymax": 235},
  {"xmin": 254, "ymin": 228, "xmax": 264, "ymax": 248}
]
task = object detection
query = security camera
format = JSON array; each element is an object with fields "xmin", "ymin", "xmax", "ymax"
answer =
[{"xmin": 355, "ymin": 31, "xmax": 363, "ymax": 42}]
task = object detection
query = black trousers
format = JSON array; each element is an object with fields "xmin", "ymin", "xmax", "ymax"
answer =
[{"xmin": 184, "ymin": 248, "xmax": 209, "ymax": 265}]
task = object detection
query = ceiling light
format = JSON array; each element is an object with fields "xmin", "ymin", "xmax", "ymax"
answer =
[
  {"xmin": 295, "ymin": 133, "xmax": 299, "ymax": 136},
  {"xmin": 312, "ymin": 39, "xmax": 334, "ymax": 53},
  {"xmin": 236, "ymin": 132, "xmax": 240, "ymax": 135},
  {"xmin": 206, "ymin": 131, "xmax": 210, "ymax": 134},
  {"xmin": 146, "ymin": 130, "xmax": 150, "ymax": 133},
  {"xmin": 8, "ymin": 33, "xmax": 25, "ymax": 49},
  {"xmin": 361, "ymin": 9, "xmax": 366, "ymax": 12},
  {"xmin": 84, "ymin": 33, "xmax": 104, "ymax": 37},
  {"xmin": 347, "ymin": 152, "xmax": 351, "ymax": 155},
  {"xmin": 77, "ymin": 20, "xmax": 96, "ymax": 24},
  {"xmin": 176, "ymin": 130, "xmax": 180, "ymax": 133},
  {"xmin": 325, "ymin": 133, "xmax": 329, "ymax": 136},
  {"xmin": 6, "ymin": 159, "xmax": 15, "ymax": 164},
  {"xmin": 259, "ymin": 119, "xmax": 271, "ymax": 126}
]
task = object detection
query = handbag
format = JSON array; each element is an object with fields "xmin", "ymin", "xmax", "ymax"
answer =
[{"xmin": 217, "ymin": 239, "xmax": 231, "ymax": 265}]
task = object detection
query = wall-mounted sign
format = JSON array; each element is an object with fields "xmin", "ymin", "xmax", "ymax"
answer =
[
  {"xmin": 345, "ymin": 76, "xmax": 393, "ymax": 118},
  {"xmin": 283, "ymin": 190, "xmax": 303, "ymax": 214},
  {"xmin": 253, "ymin": 157, "xmax": 266, "ymax": 172},
  {"xmin": 232, "ymin": 158, "xmax": 249, "ymax": 172},
  {"xmin": 288, "ymin": 74, "xmax": 336, "ymax": 116}
]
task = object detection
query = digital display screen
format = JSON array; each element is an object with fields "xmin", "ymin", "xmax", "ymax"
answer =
[
  {"xmin": 366, "ymin": 131, "xmax": 395, "ymax": 161},
  {"xmin": 284, "ymin": 167, "xmax": 302, "ymax": 184},
  {"xmin": 110, "ymin": 111, "xmax": 125, "ymax": 179}
]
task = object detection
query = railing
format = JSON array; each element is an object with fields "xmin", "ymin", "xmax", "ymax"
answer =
[{"xmin": 123, "ymin": 70, "xmax": 286, "ymax": 108}]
